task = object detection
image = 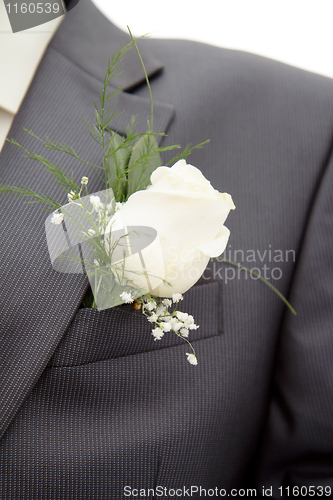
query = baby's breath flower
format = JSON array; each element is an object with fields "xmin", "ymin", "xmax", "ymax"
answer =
[
  {"xmin": 141, "ymin": 296, "xmax": 199, "ymax": 364},
  {"xmin": 67, "ymin": 190, "xmax": 77, "ymax": 202},
  {"xmin": 176, "ymin": 311, "xmax": 189, "ymax": 321},
  {"xmin": 169, "ymin": 317, "xmax": 182, "ymax": 332},
  {"xmin": 172, "ymin": 293, "xmax": 183, "ymax": 303},
  {"xmin": 155, "ymin": 305, "xmax": 167, "ymax": 316},
  {"xmin": 161, "ymin": 321, "xmax": 172, "ymax": 332},
  {"xmin": 51, "ymin": 211, "xmax": 64, "ymax": 225},
  {"xmin": 185, "ymin": 314, "xmax": 194, "ymax": 324},
  {"xmin": 182, "ymin": 314, "xmax": 199, "ymax": 329},
  {"xmin": 152, "ymin": 327, "xmax": 164, "ymax": 341},
  {"xmin": 120, "ymin": 291, "xmax": 134, "ymax": 304},
  {"xmin": 81, "ymin": 176, "xmax": 89, "ymax": 185},
  {"xmin": 186, "ymin": 353, "xmax": 198, "ymax": 365},
  {"xmin": 90, "ymin": 195, "xmax": 103, "ymax": 211},
  {"xmin": 180, "ymin": 328, "xmax": 189, "ymax": 338},
  {"xmin": 145, "ymin": 300, "xmax": 157, "ymax": 311},
  {"xmin": 148, "ymin": 313, "xmax": 158, "ymax": 323}
]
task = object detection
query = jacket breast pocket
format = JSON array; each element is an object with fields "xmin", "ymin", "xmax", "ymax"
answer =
[{"xmin": 48, "ymin": 281, "xmax": 223, "ymax": 367}]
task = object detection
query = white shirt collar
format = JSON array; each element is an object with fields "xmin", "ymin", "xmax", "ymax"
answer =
[{"xmin": 0, "ymin": 2, "xmax": 64, "ymax": 114}]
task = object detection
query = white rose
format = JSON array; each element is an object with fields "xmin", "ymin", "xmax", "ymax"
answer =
[{"xmin": 105, "ymin": 159, "xmax": 235, "ymax": 297}]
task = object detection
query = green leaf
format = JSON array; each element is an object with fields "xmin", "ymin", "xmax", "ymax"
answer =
[
  {"xmin": 166, "ymin": 139, "xmax": 210, "ymax": 166},
  {"xmin": 104, "ymin": 131, "xmax": 130, "ymax": 201},
  {"xmin": 155, "ymin": 144, "xmax": 181, "ymax": 153},
  {"xmin": 0, "ymin": 184, "xmax": 60, "ymax": 210},
  {"xmin": 127, "ymin": 134, "xmax": 161, "ymax": 197}
]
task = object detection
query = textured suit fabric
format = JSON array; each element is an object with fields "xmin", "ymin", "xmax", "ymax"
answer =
[
  {"xmin": 0, "ymin": 24, "xmax": 173, "ymax": 440},
  {"xmin": 1, "ymin": 0, "xmax": 333, "ymax": 498}
]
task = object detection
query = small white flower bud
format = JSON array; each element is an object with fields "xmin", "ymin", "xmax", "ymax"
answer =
[
  {"xmin": 169, "ymin": 317, "xmax": 182, "ymax": 331},
  {"xmin": 51, "ymin": 211, "xmax": 64, "ymax": 225},
  {"xmin": 120, "ymin": 291, "xmax": 134, "ymax": 304},
  {"xmin": 152, "ymin": 328, "xmax": 164, "ymax": 341},
  {"xmin": 148, "ymin": 313, "xmax": 158, "ymax": 323},
  {"xmin": 67, "ymin": 190, "xmax": 77, "ymax": 202},
  {"xmin": 186, "ymin": 353, "xmax": 198, "ymax": 365},
  {"xmin": 90, "ymin": 195, "xmax": 103, "ymax": 211},
  {"xmin": 162, "ymin": 321, "xmax": 172, "ymax": 332},
  {"xmin": 155, "ymin": 305, "xmax": 167, "ymax": 316},
  {"xmin": 81, "ymin": 176, "xmax": 89, "ymax": 185},
  {"xmin": 176, "ymin": 311, "xmax": 189, "ymax": 321},
  {"xmin": 145, "ymin": 301, "xmax": 157, "ymax": 311},
  {"xmin": 172, "ymin": 293, "xmax": 183, "ymax": 303}
]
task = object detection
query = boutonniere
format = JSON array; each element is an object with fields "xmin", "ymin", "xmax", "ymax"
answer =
[{"xmin": 0, "ymin": 28, "xmax": 295, "ymax": 366}]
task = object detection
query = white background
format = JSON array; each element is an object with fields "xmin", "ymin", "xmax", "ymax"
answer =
[{"xmin": 92, "ymin": 0, "xmax": 333, "ymax": 80}]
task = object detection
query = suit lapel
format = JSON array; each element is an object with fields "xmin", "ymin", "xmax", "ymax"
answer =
[
  {"xmin": 0, "ymin": 0, "xmax": 174, "ymax": 440},
  {"xmin": 53, "ymin": 0, "xmax": 164, "ymax": 92}
]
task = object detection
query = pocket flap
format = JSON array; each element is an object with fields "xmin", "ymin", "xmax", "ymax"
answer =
[{"xmin": 49, "ymin": 281, "xmax": 222, "ymax": 367}]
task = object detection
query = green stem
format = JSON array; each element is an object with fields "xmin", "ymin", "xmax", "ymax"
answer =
[
  {"xmin": 127, "ymin": 26, "xmax": 153, "ymax": 132},
  {"xmin": 174, "ymin": 330, "xmax": 197, "ymax": 358},
  {"xmin": 222, "ymin": 259, "xmax": 297, "ymax": 315},
  {"xmin": 93, "ymin": 266, "xmax": 97, "ymax": 308}
]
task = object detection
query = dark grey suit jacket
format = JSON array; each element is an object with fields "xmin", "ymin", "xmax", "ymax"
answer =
[{"xmin": 1, "ymin": 0, "xmax": 333, "ymax": 498}]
